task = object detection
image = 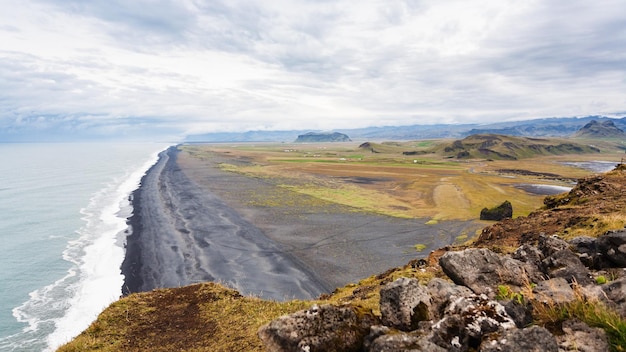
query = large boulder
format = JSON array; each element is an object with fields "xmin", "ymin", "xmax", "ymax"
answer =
[
  {"xmin": 532, "ymin": 278, "xmax": 575, "ymax": 304},
  {"xmin": 538, "ymin": 234, "xmax": 570, "ymax": 257},
  {"xmin": 379, "ymin": 277, "xmax": 431, "ymax": 331},
  {"xmin": 480, "ymin": 326, "xmax": 558, "ymax": 352},
  {"xmin": 556, "ymin": 319, "xmax": 610, "ymax": 352},
  {"xmin": 597, "ymin": 229, "xmax": 626, "ymax": 267},
  {"xmin": 569, "ymin": 236, "xmax": 605, "ymax": 269},
  {"xmin": 601, "ymin": 276, "xmax": 626, "ymax": 318},
  {"xmin": 439, "ymin": 248, "xmax": 530, "ymax": 298},
  {"xmin": 511, "ymin": 244, "xmax": 546, "ymax": 282},
  {"xmin": 541, "ymin": 249, "xmax": 593, "ymax": 285},
  {"xmin": 426, "ymin": 278, "xmax": 473, "ymax": 321},
  {"xmin": 429, "ymin": 294, "xmax": 516, "ymax": 351},
  {"xmin": 538, "ymin": 235, "xmax": 593, "ymax": 285},
  {"xmin": 258, "ymin": 304, "xmax": 378, "ymax": 352},
  {"xmin": 365, "ymin": 328, "xmax": 446, "ymax": 352},
  {"xmin": 480, "ymin": 200, "xmax": 513, "ymax": 221}
]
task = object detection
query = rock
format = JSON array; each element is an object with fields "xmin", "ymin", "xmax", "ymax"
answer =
[
  {"xmin": 538, "ymin": 234, "xmax": 570, "ymax": 257},
  {"xmin": 502, "ymin": 300, "xmax": 533, "ymax": 328},
  {"xmin": 380, "ymin": 278, "xmax": 431, "ymax": 331},
  {"xmin": 557, "ymin": 319, "xmax": 610, "ymax": 352},
  {"xmin": 597, "ymin": 229, "xmax": 626, "ymax": 267},
  {"xmin": 532, "ymin": 278, "xmax": 575, "ymax": 304},
  {"xmin": 568, "ymin": 236, "xmax": 604, "ymax": 268},
  {"xmin": 430, "ymin": 294, "xmax": 516, "ymax": 351},
  {"xmin": 258, "ymin": 304, "xmax": 378, "ymax": 352},
  {"xmin": 366, "ymin": 330, "xmax": 446, "ymax": 352},
  {"xmin": 541, "ymin": 249, "xmax": 593, "ymax": 285},
  {"xmin": 480, "ymin": 326, "xmax": 558, "ymax": 352},
  {"xmin": 601, "ymin": 276, "xmax": 626, "ymax": 318},
  {"xmin": 511, "ymin": 244, "xmax": 546, "ymax": 282},
  {"xmin": 439, "ymin": 248, "xmax": 530, "ymax": 298},
  {"xmin": 480, "ymin": 200, "xmax": 513, "ymax": 221},
  {"xmin": 426, "ymin": 278, "xmax": 473, "ymax": 320}
]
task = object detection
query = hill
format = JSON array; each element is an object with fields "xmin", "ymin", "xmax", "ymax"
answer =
[
  {"xmin": 59, "ymin": 166, "xmax": 626, "ymax": 351},
  {"xmin": 572, "ymin": 120, "xmax": 626, "ymax": 139},
  {"xmin": 294, "ymin": 131, "xmax": 351, "ymax": 142},
  {"xmin": 438, "ymin": 134, "xmax": 600, "ymax": 160}
]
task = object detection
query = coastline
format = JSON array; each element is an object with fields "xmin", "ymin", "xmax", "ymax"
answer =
[
  {"xmin": 121, "ymin": 147, "xmax": 331, "ymax": 300},
  {"xmin": 122, "ymin": 145, "xmax": 484, "ymax": 300}
]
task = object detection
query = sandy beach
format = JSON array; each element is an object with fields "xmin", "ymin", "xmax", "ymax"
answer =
[{"xmin": 122, "ymin": 146, "xmax": 483, "ymax": 300}]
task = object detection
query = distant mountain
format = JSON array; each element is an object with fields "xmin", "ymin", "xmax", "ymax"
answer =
[
  {"xmin": 462, "ymin": 116, "xmax": 626, "ymax": 137},
  {"xmin": 572, "ymin": 120, "xmax": 626, "ymax": 139},
  {"xmin": 184, "ymin": 116, "xmax": 626, "ymax": 142},
  {"xmin": 438, "ymin": 134, "xmax": 600, "ymax": 160},
  {"xmin": 294, "ymin": 132, "xmax": 351, "ymax": 143}
]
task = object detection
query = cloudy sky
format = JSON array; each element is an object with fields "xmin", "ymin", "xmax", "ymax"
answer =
[{"xmin": 1, "ymin": 0, "xmax": 625, "ymax": 141}]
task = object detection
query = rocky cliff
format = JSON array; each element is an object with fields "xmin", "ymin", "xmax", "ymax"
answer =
[{"xmin": 59, "ymin": 166, "xmax": 626, "ymax": 352}]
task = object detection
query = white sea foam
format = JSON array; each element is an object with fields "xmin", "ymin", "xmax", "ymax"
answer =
[
  {"xmin": 44, "ymin": 150, "xmax": 164, "ymax": 351},
  {"xmin": 0, "ymin": 144, "xmax": 167, "ymax": 352}
]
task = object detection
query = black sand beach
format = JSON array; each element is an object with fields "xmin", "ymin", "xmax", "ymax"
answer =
[{"xmin": 122, "ymin": 146, "xmax": 484, "ymax": 300}]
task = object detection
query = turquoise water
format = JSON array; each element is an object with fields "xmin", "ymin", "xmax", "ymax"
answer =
[{"xmin": 0, "ymin": 143, "xmax": 169, "ymax": 351}]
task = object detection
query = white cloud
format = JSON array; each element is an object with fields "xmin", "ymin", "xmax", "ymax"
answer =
[{"xmin": 0, "ymin": 0, "xmax": 625, "ymax": 140}]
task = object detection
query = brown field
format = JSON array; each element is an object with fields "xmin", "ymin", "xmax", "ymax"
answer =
[{"xmin": 180, "ymin": 140, "xmax": 624, "ymax": 222}]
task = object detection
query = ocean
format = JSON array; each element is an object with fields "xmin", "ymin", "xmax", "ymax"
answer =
[{"xmin": 0, "ymin": 142, "xmax": 169, "ymax": 352}]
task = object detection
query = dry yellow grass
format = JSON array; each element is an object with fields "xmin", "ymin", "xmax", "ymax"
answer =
[{"xmin": 186, "ymin": 142, "xmax": 618, "ymax": 222}]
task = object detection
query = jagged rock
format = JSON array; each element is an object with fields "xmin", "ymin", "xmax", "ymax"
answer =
[
  {"xmin": 601, "ymin": 276, "xmax": 626, "ymax": 318},
  {"xmin": 511, "ymin": 244, "xmax": 546, "ymax": 282},
  {"xmin": 532, "ymin": 278, "xmax": 575, "ymax": 304},
  {"xmin": 439, "ymin": 248, "xmax": 529, "ymax": 298},
  {"xmin": 502, "ymin": 300, "xmax": 533, "ymax": 328},
  {"xmin": 426, "ymin": 278, "xmax": 473, "ymax": 320},
  {"xmin": 480, "ymin": 200, "xmax": 513, "ymax": 221},
  {"xmin": 365, "ymin": 329, "xmax": 446, "ymax": 352},
  {"xmin": 569, "ymin": 236, "xmax": 604, "ymax": 269},
  {"xmin": 480, "ymin": 326, "xmax": 558, "ymax": 352},
  {"xmin": 380, "ymin": 277, "xmax": 431, "ymax": 331},
  {"xmin": 557, "ymin": 319, "xmax": 610, "ymax": 352},
  {"xmin": 597, "ymin": 229, "xmax": 626, "ymax": 267},
  {"xmin": 258, "ymin": 304, "xmax": 378, "ymax": 352},
  {"xmin": 430, "ymin": 294, "xmax": 516, "ymax": 351},
  {"xmin": 541, "ymin": 249, "xmax": 592, "ymax": 285},
  {"xmin": 538, "ymin": 234, "xmax": 570, "ymax": 257}
]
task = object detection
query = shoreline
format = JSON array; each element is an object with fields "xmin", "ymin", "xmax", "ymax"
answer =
[
  {"xmin": 121, "ymin": 147, "xmax": 331, "ymax": 300},
  {"xmin": 122, "ymin": 146, "xmax": 484, "ymax": 300}
]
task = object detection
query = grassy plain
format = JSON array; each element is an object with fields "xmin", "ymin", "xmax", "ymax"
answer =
[{"xmin": 180, "ymin": 139, "xmax": 624, "ymax": 223}]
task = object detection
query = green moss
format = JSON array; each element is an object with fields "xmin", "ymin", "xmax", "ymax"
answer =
[{"xmin": 414, "ymin": 244, "xmax": 427, "ymax": 252}]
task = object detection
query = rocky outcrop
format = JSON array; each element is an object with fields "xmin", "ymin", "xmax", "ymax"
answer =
[
  {"xmin": 260, "ymin": 231, "xmax": 626, "ymax": 352},
  {"xmin": 258, "ymin": 304, "xmax": 378, "ymax": 352},
  {"xmin": 480, "ymin": 200, "xmax": 513, "ymax": 221},
  {"xmin": 295, "ymin": 132, "xmax": 351, "ymax": 143},
  {"xmin": 439, "ymin": 248, "xmax": 529, "ymax": 297}
]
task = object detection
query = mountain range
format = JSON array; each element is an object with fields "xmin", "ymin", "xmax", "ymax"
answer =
[{"xmin": 185, "ymin": 116, "xmax": 626, "ymax": 142}]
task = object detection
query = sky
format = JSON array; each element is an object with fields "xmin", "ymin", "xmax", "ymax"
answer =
[{"xmin": 0, "ymin": 0, "xmax": 625, "ymax": 141}]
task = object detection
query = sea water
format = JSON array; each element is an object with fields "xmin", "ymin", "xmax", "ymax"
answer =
[{"xmin": 0, "ymin": 142, "xmax": 169, "ymax": 352}]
